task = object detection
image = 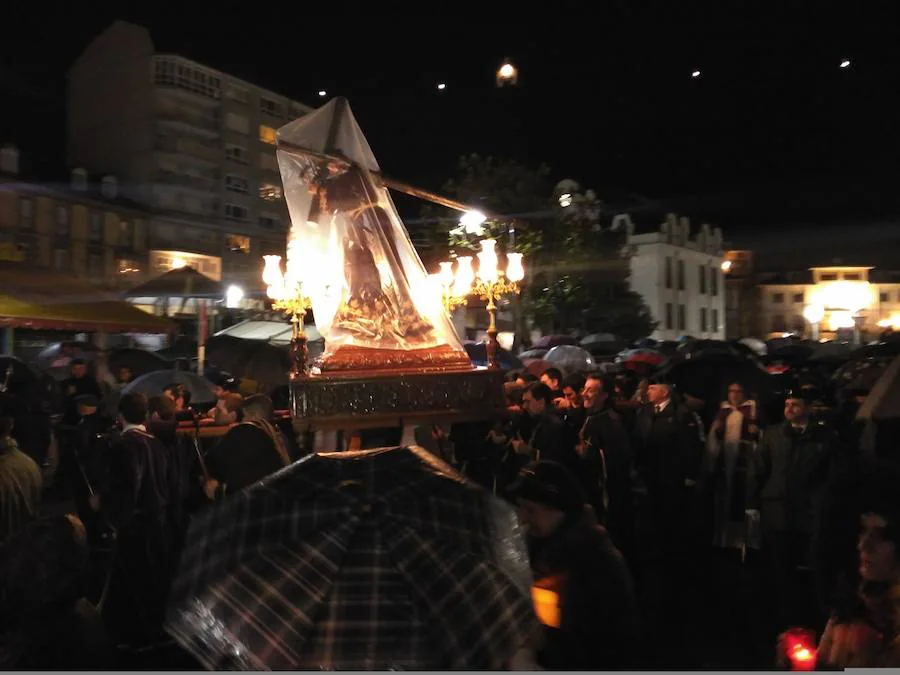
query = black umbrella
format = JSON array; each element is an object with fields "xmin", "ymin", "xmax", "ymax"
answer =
[
  {"xmin": 165, "ymin": 447, "xmax": 537, "ymax": 670},
  {"xmin": 121, "ymin": 370, "xmax": 217, "ymax": 406},
  {"xmin": 106, "ymin": 347, "xmax": 172, "ymax": 378},
  {"xmin": 205, "ymin": 336, "xmax": 293, "ymax": 390}
]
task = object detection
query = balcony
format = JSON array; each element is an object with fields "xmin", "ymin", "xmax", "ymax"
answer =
[
  {"xmin": 155, "ymin": 136, "xmax": 220, "ymax": 164},
  {"xmin": 156, "ymin": 109, "xmax": 220, "ymax": 138},
  {"xmin": 156, "ymin": 169, "xmax": 219, "ymax": 195}
]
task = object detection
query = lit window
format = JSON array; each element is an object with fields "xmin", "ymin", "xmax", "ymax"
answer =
[
  {"xmin": 226, "ymin": 234, "xmax": 250, "ymax": 254},
  {"xmin": 259, "ymin": 125, "xmax": 276, "ymax": 145},
  {"xmin": 259, "ymin": 183, "xmax": 282, "ymax": 201},
  {"xmin": 117, "ymin": 258, "xmax": 140, "ymax": 274}
]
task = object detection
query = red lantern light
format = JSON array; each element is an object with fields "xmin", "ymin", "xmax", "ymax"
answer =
[{"xmin": 784, "ymin": 628, "xmax": 817, "ymax": 671}]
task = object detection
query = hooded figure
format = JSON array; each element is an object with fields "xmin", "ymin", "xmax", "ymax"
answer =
[{"xmin": 506, "ymin": 461, "xmax": 639, "ymax": 670}]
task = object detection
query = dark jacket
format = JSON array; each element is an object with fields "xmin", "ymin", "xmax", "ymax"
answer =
[
  {"xmin": 205, "ymin": 422, "xmax": 287, "ymax": 495},
  {"xmin": 579, "ymin": 408, "xmax": 633, "ymax": 520},
  {"xmin": 747, "ymin": 420, "xmax": 837, "ymax": 535},
  {"xmin": 529, "ymin": 509, "xmax": 639, "ymax": 670},
  {"xmin": 102, "ymin": 427, "xmax": 170, "ymax": 530},
  {"xmin": 633, "ymin": 400, "xmax": 704, "ymax": 489}
]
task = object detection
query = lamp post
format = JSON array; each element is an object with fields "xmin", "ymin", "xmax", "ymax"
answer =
[
  {"xmin": 263, "ymin": 254, "xmax": 313, "ymax": 379},
  {"xmin": 438, "ymin": 239, "xmax": 524, "ymax": 369}
]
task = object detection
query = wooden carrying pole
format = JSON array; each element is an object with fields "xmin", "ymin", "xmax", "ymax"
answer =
[{"xmin": 276, "ymin": 140, "xmax": 493, "ymax": 218}]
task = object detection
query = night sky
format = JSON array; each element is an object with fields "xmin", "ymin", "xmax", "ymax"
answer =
[{"xmin": 3, "ymin": 2, "xmax": 900, "ymax": 262}]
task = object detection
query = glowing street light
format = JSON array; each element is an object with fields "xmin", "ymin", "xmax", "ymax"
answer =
[
  {"xmin": 459, "ymin": 209, "xmax": 487, "ymax": 235},
  {"xmin": 721, "ymin": 260, "xmax": 733, "ymax": 273},
  {"xmin": 691, "ymin": 70, "xmax": 701, "ymax": 79},
  {"xmin": 559, "ymin": 193, "xmax": 573, "ymax": 208},
  {"xmin": 318, "ymin": 90, "xmax": 327, "ymax": 97},
  {"xmin": 840, "ymin": 59, "xmax": 851, "ymax": 69},
  {"xmin": 497, "ymin": 59, "xmax": 518, "ymax": 87},
  {"xmin": 225, "ymin": 285, "xmax": 244, "ymax": 309},
  {"xmin": 437, "ymin": 82, "xmax": 446, "ymax": 90}
]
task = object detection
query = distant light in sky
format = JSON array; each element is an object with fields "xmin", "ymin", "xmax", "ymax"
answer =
[
  {"xmin": 499, "ymin": 63, "xmax": 515, "ymax": 79},
  {"xmin": 318, "ymin": 90, "xmax": 327, "ymax": 97},
  {"xmin": 437, "ymin": 82, "xmax": 446, "ymax": 90},
  {"xmin": 691, "ymin": 70, "xmax": 701, "ymax": 79},
  {"xmin": 840, "ymin": 59, "xmax": 851, "ymax": 69}
]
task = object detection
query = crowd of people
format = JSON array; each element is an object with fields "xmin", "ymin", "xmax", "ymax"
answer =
[
  {"xmin": 0, "ymin": 356, "xmax": 898, "ymax": 669},
  {"xmin": 0, "ymin": 360, "xmax": 297, "ymax": 667}
]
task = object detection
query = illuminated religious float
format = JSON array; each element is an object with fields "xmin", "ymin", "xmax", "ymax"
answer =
[{"xmin": 263, "ymin": 98, "xmax": 518, "ymax": 448}]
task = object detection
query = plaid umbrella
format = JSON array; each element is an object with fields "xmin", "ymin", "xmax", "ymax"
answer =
[{"xmin": 165, "ymin": 446, "xmax": 537, "ymax": 670}]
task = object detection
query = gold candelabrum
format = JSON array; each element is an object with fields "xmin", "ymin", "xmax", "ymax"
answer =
[
  {"xmin": 263, "ymin": 254, "xmax": 313, "ymax": 379},
  {"xmin": 437, "ymin": 239, "xmax": 525, "ymax": 369}
]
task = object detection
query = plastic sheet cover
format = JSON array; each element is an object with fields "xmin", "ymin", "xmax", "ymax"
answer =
[{"xmin": 275, "ymin": 98, "xmax": 465, "ymax": 361}]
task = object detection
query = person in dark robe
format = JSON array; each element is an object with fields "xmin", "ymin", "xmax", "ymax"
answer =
[
  {"xmin": 578, "ymin": 374, "xmax": 635, "ymax": 562},
  {"xmin": 95, "ymin": 393, "xmax": 171, "ymax": 646},
  {"xmin": 506, "ymin": 461, "xmax": 639, "ymax": 670},
  {"xmin": 60, "ymin": 359, "xmax": 103, "ymax": 427},
  {"xmin": 147, "ymin": 396, "xmax": 196, "ymax": 561},
  {"xmin": 69, "ymin": 394, "xmax": 114, "ymax": 547},
  {"xmin": 203, "ymin": 394, "xmax": 289, "ymax": 501},
  {"xmin": 515, "ymin": 382, "xmax": 578, "ymax": 473}
]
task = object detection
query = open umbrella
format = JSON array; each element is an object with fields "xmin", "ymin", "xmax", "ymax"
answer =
[
  {"xmin": 33, "ymin": 341, "xmax": 99, "ymax": 369},
  {"xmin": 533, "ymin": 334, "xmax": 577, "ymax": 350},
  {"xmin": 544, "ymin": 345, "xmax": 595, "ymax": 374},
  {"xmin": 106, "ymin": 347, "xmax": 172, "ymax": 378},
  {"xmin": 617, "ymin": 348, "xmax": 668, "ymax": 372},
  {"xmin": 121, "ymin": 370, "xmax": 217, "ymax": 407},
  {"xmin": 165, "ymin": 447, "xmax": 537, "ymax": 670}
]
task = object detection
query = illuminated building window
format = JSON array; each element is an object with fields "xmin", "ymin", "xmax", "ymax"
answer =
[
  {"xmin": 259, "ymin": 125, "xmax": 276, "ymax": 145},
  {"xmin": 226, "ymin": 234, "xmax": 250, "ymax": 254},
  {"xmin": 259, "ymin": 183, "xmax": 282, "ymax": 201},
  {"xmin": 117, "ymin": 258, "xmax": 140, "ymax": 274}
]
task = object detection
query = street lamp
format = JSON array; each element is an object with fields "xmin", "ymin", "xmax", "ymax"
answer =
[
  {"xmin": 225, "ymin": 284, "xmax": 244, "ymax": 309},
  {"xmin": 803, "ymin": 303, "xmax": 825, "ymax": 341},
  {"xmin": 497, "ymin": 59, "xmax": 518, "ymax": 87},
  {"xmin": 263, "ymin": 253, "xmax": 313, "ymax": 379},
  {"xmin": 438, "ymin": 239, "xmax": 524, "ymax": 369}
]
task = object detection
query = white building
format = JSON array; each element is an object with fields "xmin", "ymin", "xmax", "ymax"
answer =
[
  {"xmin": 757, "ymin": 266, "xmax": 900, "ymax": 338},
  {"xmin": 618, "ymin": 212, "xmax": 726, "ymax": 341}
]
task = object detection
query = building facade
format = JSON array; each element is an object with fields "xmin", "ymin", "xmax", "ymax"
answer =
[
  {"xmin": 722, "ymin": 249, "xmax": 761, "ymax": 339},
  {"xmin": 757, "ymin": 266, "xmax": 900, "ymax": 339},
  {"xmin": 0, "ymin": 147, "xmax": 284, "ymax": 295},
  {"xmin": 66, "ymin": 20, "xmax": 312, "ymax": 291},
  {"xmin": 622, "ymin": 212, "xmax": 726, "ymax": 341}
]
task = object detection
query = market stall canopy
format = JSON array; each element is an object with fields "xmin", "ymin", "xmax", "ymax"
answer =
[
  {"xmin": 123, "ymin": 266, "xmax": 223, "ymax": 299},
  {"xmin": 0, "ymin": 295, "xmax": 174, "ymax": 333},
  {"xmin": 215, "ymin": 319, "xmax": 323, "ymax": 345}
]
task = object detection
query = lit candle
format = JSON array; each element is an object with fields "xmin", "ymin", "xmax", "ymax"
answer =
[
  {"xmin": 454, "ymin": 256, "xmax": 475, "ymax": 297},
  {"xmin": 477, "ymin": 239, "xmax": 499, "ymax": 283},
  {"xmin": 506, "ymin": 252, "xmax": 525, "ymax": 282}
]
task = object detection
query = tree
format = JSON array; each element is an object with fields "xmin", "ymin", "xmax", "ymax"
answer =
[{"xmin": 427, "ymin": 155, "xmax": 657, "ymax": 343}]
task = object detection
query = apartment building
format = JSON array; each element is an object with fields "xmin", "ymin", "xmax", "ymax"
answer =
[
  {"xmin": 66, "ymin": 20, "xmax": 313, "ymax": 290},
  {"xmin": 622, "ymin": 212, "xmax": 727, "ymax": 341}
]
